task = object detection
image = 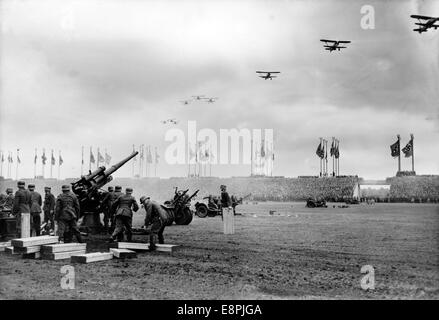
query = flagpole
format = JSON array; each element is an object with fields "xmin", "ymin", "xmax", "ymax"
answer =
[
  {"xmin": 58, "ymin": 150, "xmax": 61, "ymax": 180},
  {"xmin": 325, "ymin": 139, "xmax": 328, "ymax": 177},
  {"xmin": 34, "ymin": 148, "xmax": 37, "ymax": 178},
  {"xmin": 97, "ymin": 147, "xmax": 100, "ymax": 169},
  {"xmin": 411, "ymin": 134, "xmax": 415, "ymax": 173},
  {"xmin": 0, "ymin": 151, "xmax": 3, "ymax": 178},
  {"xmin": 271, "ymin": 141, "xmax": 274, "ymax": 177},
  {"xmin": 50, "ymin": 149, "xmax": 53, "ymax": 178},
  {"xmin": 319, "ymin": 138, "xmax": 322, "ymax": 177},
  {"xmin": 397, "ymin": 134, "xmax": 401, "ymax": 173},
  {"xmin": 42, "ymin": 148, "xmax": 45, "ymax": 178},
  {"xmin": 337, "ymin": 139, "xmax": 340, "ymax": 177},
  {"xmin": 81, "ymin": 146, "xmax": 84, "ymax": 175},
  {"xmin": 16, "ymin": 149, "xmax": 19, "ymax": 180},
  {"xmin": 89, "ymin": 147, "xmax": 92, "ymax": 172}
]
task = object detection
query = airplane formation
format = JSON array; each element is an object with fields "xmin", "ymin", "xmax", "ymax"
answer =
[
  {"xmin": 178, "ymin": 95, "xmax": 219, "ymax": 105},
  {"xmin": 168, "ymin": 13, "xmax": 436, "ymax": 124}
]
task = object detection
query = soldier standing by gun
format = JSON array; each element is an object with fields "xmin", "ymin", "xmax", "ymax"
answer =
[
  {"xmin": 2, "ymin": 188, "xmax": 14, "ymax": 212},
  {"xmin": 101, "ymin": 186, "xmax": 114, "ymax": 233},
  {"xmin": 220, "ymin": 185, "xmax": 232, "ymax": 212},
  {"xmin": 43, "ymin": 187, "xmax": 56, "ymax": 231},
  {"xmin": 109, "ymin": 187, "xmax": 139, "ymax": 242},
  {"xmin": 12, "ymin": 181, "xmax": 32, "ymax": 237},
  {"xmin": 55, "ymin": 185, "xmax": 83, "ymax": 243},
  {"xmin": 109, "ymin": 185, "xmax": 123, "ymax": 232},
  {"xmin": 140, "ymin": 196, "xmax": 173, "ymax": 251},
  {"xmin": 28, "ymin": 184, "xmax": 42, "ymax": 236}
]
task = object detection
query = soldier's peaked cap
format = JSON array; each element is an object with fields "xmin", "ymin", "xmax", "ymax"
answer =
[
  {"xmin": 108, "ymin": 186, "xmax": 114, "ymax": 191},
  {"xmin": 126, "ymin": 187, "xmax": 133, "ymax": 193},
  {"xmin": 62, "ymin": 185, "xmax": 70, "ymax": 191},
  {"xmin": 17, "ymin": 180, "xmax": 25, "ymax": 186},
  {"xmin": 44, "ymin": 186, "xmax": 51, "ymax": 190},
  {"xmin": 140, "ymin": 196, "xmax": 149, "ymax": 203},
  {"xmin": 6, "ymin": 188, "xmax": 13, "ymax": 193},
  {"xmin": 28, "ymin": 184, "xmax": 35, "ymax": 188},
  {"xmin": 115, "ymin": 186, "xmax": 122, "ymax": 191}
]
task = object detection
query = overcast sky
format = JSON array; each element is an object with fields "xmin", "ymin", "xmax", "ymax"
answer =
[{"xmin": 1, "ymin": 0, "xmax": 438, "ymax": 180}]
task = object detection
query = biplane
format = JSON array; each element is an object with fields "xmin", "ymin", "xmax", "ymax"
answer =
[
  {"xmin": 203, "ymin": 97, "xmax": 219, "ymax": 103},
  {"xmin": 410, "ymin": 15, "xmax": 439, "ymax": 33},
  {"xmin": 320, "ymin": 39, "xmax": 351, "ymax": 52},
  {"xmin": 256, "ymin": 71, "xmax": 280, "ymax": 80}
]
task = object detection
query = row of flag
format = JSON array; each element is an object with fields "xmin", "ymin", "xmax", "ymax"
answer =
[
  {"xmin": 316, "ymin": 139, "xmax": 340, "ymax": 159},
  {"xmin": 0, "ymin": 149, "xmax": 63, "ymax": 166},
  {"xmin": 35, "ymin": 149, "xmax": 63, "ymax": 166},
  {"xmin": 134, "ymin": 145, "xmax": 159, "ymax": 164},
  {"xmin": 86, "ymin": 148, "xmax": 111, "ymax": 165},
  {"xmin": 390, "ymin": 135, "xmax": 414, "ymax": 158},
  {"xmin": 1, "ymin": 151, "xmax": 20, "ymax": 164}
]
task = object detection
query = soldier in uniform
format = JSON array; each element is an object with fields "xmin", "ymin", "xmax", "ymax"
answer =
[
  {"xmin": 140, "ymin": 196, "xmax": 174, "ymax": 251},
  {"xmin": 110, "ymin": 187, "xmax": 139, "ymax": 242},
  {"xmin": 43, "ymin": 187, "xmax": 56, "ymax": 231},
  {"xmin": 28, "ymin": 184, "xmax": 43, "ymax": 236},
  {"xmin": 101, "ymin": 186, "xmax": 114, "ymax": 233},
  {"xmin": 109, "ymin": 186, "xmax": 123, "ymax": 231},
  {"xmin": 220, "ymin": 185, "xmax": 232, "ymax": 212},
  {"xmin": 2, "ymin": 188, "xmax": 15, "ymax": 211},
  {"xmin": 0, "ymin": 192, "xmax": 5, "ymax": 208},
  {"xmin": 12, "ymin": 181, "xmax": 32, "ymax": 236},
  {"xmin": 55, "ymin": 185, "xmax": 82, "ymax": 243}
]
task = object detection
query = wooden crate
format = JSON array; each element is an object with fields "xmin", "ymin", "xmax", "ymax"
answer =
[
  {"xmin": 71, "ymin": 252, "xmax": 114, "ymax": 264},
  {"xmin": 5, "ymin": 246, "xmax": 19, "ymax": 255},
  {"xmin": 42, "ymin": 243, "xmax": 86, "ymax": 253},
  {"xmin": 42, "ymin": 250, "xmax": 87, "ymax": 261},
  {"xmin": 14, "ymin": 245, "xmax": 41, "ymax": 254},
  {"xmin": 111, "ymin": 242, "xmax": 179, "ymax": 253},
  {"xmin": 110, "ymin": 248, "xmax": 137, "ymax": 259},
  {"xmin": 22, "ymin": 252, "xmax": 41, "ymax": 259},
  {"xmin": 11, "ymin": 235, "xmax": 58, "ymax": 248}
]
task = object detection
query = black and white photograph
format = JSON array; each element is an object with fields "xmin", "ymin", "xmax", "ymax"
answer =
[{"xmin": 0, "ymin": 0, "xmax": 438, "ymax": 305}]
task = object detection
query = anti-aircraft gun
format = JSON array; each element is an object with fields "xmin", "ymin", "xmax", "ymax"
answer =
[
  {"xmin": 162, "ymin": 188, "xmax": 199, "ymax": 225},
  {"xmin": 71, "ymin": 151, "xmax": 138, "ymax": 233}
]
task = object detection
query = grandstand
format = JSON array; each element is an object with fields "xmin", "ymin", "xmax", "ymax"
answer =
[
  {"xmin": 1, "ymin": 175, "xmax": 437, "ymax": 203},
  {"xmin": 387, "ymin": 175, "xmax": 439, "ymax": 202}
]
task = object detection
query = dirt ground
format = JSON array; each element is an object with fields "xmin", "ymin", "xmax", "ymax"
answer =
[{"xmin": 1, "ymin": 202, "xmax": 438, "ymax": 300}]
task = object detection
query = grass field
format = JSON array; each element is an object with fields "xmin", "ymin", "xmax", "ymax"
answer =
[{"xmin": 1, "ymin": 202, "xmax": 438, "ymax": 299}]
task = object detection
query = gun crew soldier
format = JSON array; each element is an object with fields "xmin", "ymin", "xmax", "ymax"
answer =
[
  {"xmin": 12, "ymin": 181, "xmax": 32, "ymax": 237},
  {"xmin": 220, "ymin": 185, "xmax": 232, "ymax": 211},
  {"xmin": 109, "ymin": 185, "xmax": 123, "ymax": 231},
  {"xmin": 109, "ymin": 187, "xmax": 139, "ymax": 242},
  {"xmin": 140, "ymin": 196, "xmax": 174, "ymax": 251},
  {"xmin": 43, "ymin": 187, "xmax": 56, "ymax": 231},
  {"xmin": 28, "ymin": 184, "xmax": 43, "ymax": 236},
  {"xmin": 101, "ymin": 186, "xmax": 114, "ymax": 233},
  {"xmin": 1, "ymin": 188, "xmax": 15, "ymax": 211},
  {"xmin": 55, "ymin": 185, "xmax": 83, "ymax": 243}
]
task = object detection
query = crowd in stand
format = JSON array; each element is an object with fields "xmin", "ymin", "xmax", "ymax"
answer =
[
  {"xmin": 389, "ymin": 176, "xmax": 439, "ymax": 202},
  {"xmin": 1, "ymin": 175, "xmax": 438, "ymax": 204}
]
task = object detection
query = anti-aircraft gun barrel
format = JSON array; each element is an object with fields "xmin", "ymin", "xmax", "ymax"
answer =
[{"xmin": 70, "ymin": 151, "xmax": 139, "ymax": 233}]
